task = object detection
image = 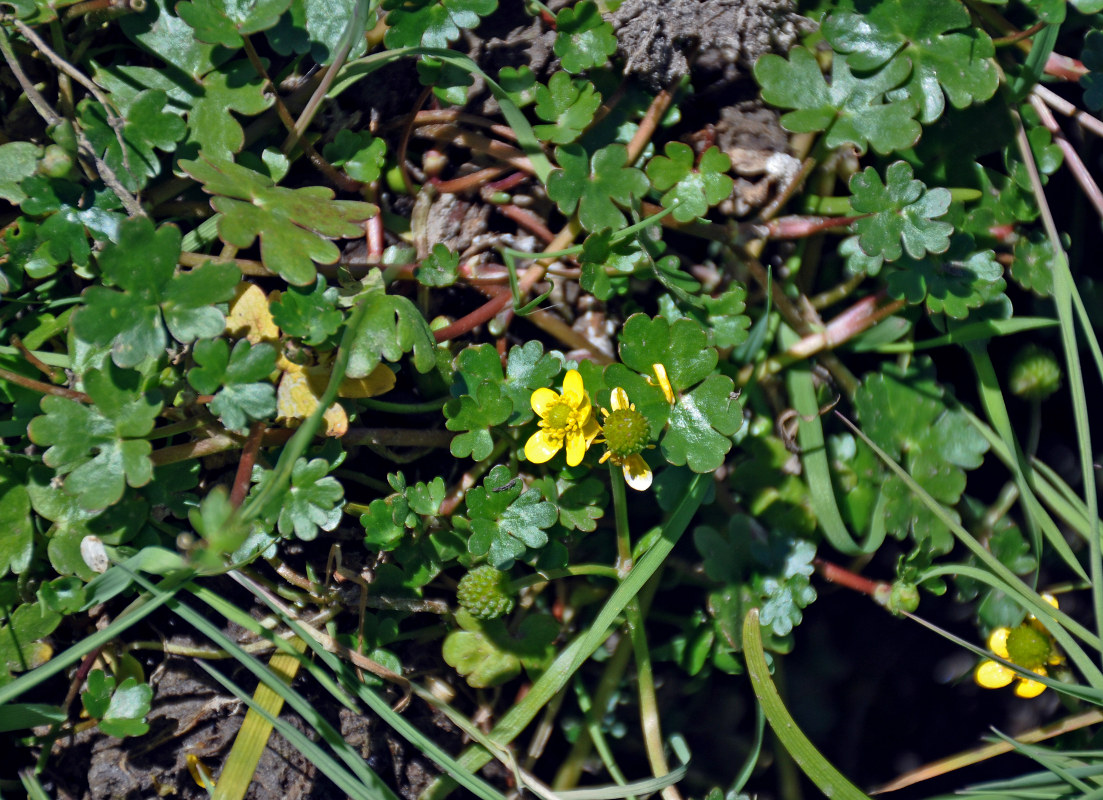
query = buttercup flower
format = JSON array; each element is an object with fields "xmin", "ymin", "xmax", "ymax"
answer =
[
  {"xmin": 525, "ymin": 369, "xmax": 599, "ymax": 466},
  {"xmin": 597, "ymin": 387, "xmax": 653, "ymax": 491},
  {"xmin": 975, "ymin": 594, "xmax": 1064, "ymax": 698}
]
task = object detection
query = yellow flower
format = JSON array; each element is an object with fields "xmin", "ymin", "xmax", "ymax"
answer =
[
  {"xmin": 975, "ymin": 594, "xmax": 1064, "ymax": 698},
  {"xmin": 525, "ymin": 369, "xmax": 599, "ymax": 466},
  {"xmin": 597, "ymin": 387, "xmax": 653, "ymax": 491}
]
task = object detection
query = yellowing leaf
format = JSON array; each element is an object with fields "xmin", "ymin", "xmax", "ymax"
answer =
[
  {"xmin": 276, "ymin": 362, "xmax": 347, "ymax": 436},
  {"xmin": 338, "ymin": 364, "xmax": 396, "ymax": 398},
  {"xmin": 226, "ymin": 283, "xmax": 279, "ymax": 344}
]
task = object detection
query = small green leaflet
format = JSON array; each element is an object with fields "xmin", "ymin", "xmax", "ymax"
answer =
[{"xmin": 464, "ymin": 465, "xmax": 558, "ymax": 568}]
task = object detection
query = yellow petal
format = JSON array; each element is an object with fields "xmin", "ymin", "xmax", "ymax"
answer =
[
  {"xmin": 1041, "ymin": 593, "xmax": 1059, "ymax": 610},
  {"xmin": 622, "ymin": 454, "xmax": 652, "ymax": 491},
  {"xmin": 565, "ymin": 428, "xmax": 586, "ymax": 467},
  {"xmin": 339, "ymin": 364, "xmax": 396, "ymax": 398},
  {"xmin": 987, "ymin": 627, "xmax": 1011, "ymax": 659},
  {"xmin": 227, "ymin": 283, "xmax": 280, "ymax": 344},
  {"xmin": 525, "ymin": 429, "xmax": 562, "ymax": 463},
  {"xmin": 651, "ymin": 363, "xmax": 675, "ymax": 405},
  {"xmin": 531, "ymin": 388, "xmax": 561, "ymax": 417},
  {"xmin": 583, "ymin": 416, "xmax": 601, "ymax": 444},
  {"xmin": 975, "ymin": 660, "xmax": 1014, "ymax": 689},
  {"xmin": 277, "ymin": 363, "xmax": 348, "ymax": 436},
  {"xmin": 187, "ymin": 754, "xmax": 215, "ymax": 789},
  {"xmin": 610, "ymin": 387, "xmax": 629, "ymax": 412},
  {"xmin": 575, "ymin": 393, "xmax": 592, "ymax": 421},
  {"xmin": 562, "ymin": 369, "xmax": 585, "ymax": 405},
  {"xmin": 1014, "ymin": 668, "xmax": 1048, "ymax": 698}
]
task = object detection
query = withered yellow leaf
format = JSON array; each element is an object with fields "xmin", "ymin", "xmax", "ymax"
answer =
[
  {"xmin": 227, "ymin": 283, "xmax": 279, "ymax": 344},
  {"xmin": 339, "ymin": 364, "xmax": 396, "ymax": 398},
  {"xmin": 277, "ymin": 362, "xmax": 348, "ymax": 437}
]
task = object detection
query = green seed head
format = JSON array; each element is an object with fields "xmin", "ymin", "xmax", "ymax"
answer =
[
  {"xmin": 1005, "ymin": 624, "xmax": 1052, "ymax": 670},
  {"xmin": 457, "ymin": 565, "xmax": 515, "ymax": 620},
  {"xmin": 1009, "ymin": 345, "xmax": 1062, "ymax": 401},
  {"xmin": 546, "ymin": 401, "xmax": 573, "ymax": 430},
  {"xmin": 602, "ymin": 407, "xmax": 650, "ymax": 456}
]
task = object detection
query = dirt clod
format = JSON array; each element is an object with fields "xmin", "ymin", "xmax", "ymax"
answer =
[{"xmin": 611, "ymin": 0, "xmax": 810, "ymax": 91}]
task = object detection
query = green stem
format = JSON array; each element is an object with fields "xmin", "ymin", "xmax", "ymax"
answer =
[
  {"xmin": 609, "ymin": 464, "xmax": 632, "ymax": 576},
  {"xmin": 146, "ymin": 417, "xmax": 205, "ymax": 441},
  {"xmin": 608, "ymin": 463, "xmax": 678, "ymax": 800},
  {"xmin": 419, "ymin": 474, "xmax": 709, "ymax": 800},
  {"xmin": 553, "ymin": 636, "xmax": 635, "ymax": 790},
  {"xmin": 359, "ymin": 396, "xmax": 449, "ymax": 414},
  {"xmin": 626, "ymin": 597, "xmax": 679, "ymax": 800},
  {"xmin": 570, "ymin": 677, "xmax": 631, "ymax": 790},
  {"xmin": 509, "ymin": 564, "xmax": 621, "ymax": 591}
]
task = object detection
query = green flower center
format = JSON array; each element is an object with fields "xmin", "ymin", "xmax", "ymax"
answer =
[
  {"xmin": 1006, "ymin": 625, "xmax": 1052, "ymax": 669},
  {"xmin": 603, "ymin": 408, "xmax": 650, "ymax": 456},
  {"xmin": 546, "ymin": 401, "xmax": 574, "ymax": 430}
]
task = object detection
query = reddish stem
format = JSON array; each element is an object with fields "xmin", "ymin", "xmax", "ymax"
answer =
[
  {"xmin": 397, "ymin": 87, "xmax": 433, "ymax": 196},
  {"xmin": 485, "ymin": 171, "xmax": 528, "ymax": 194},
  {"xmin": 433, "ymin": 291, "xmax": 512, "ymax": 343},
  {"xmin": 497, "ymin": 204, "xmax": 556, "ymax": 243},
  {"xmin": 230, "ymin": 422, "xmax": 266, "ymax": 508},
  {"xmin": 765, "ymin": 215, "xmax": 867, "ymax": 239},
  {"xmin": 432, "ymin": 165, "xmax": 508, "ymax": 194},
  {"xmin": 367, "ymin": 212, "xmax": 384, "ymax": 259},
  {"xmin": 813, "ymin": 557, "xmax": 886, "ymax": 597}
]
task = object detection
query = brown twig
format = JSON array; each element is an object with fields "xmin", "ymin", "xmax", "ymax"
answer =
[
  {"xmin": 10, "ymin": 17, "xmax": 142, "ymax": 196},
  {"xmin": 11, "ymin": 336, "xmax": 62, "ymax": 382},
  {"xmin": 0, "ymin": 365, "xmax": 90, "ymax": 403},
  {"xmin": 0, "ymin": 24, "xmax": 61, "ymax": 126}
]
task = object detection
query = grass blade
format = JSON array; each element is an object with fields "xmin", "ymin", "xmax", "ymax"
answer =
[{"xmin": 743, "ymin": 608, "xmax": 873, "ymax": 800}]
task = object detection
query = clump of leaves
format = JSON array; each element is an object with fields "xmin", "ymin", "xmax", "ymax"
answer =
[{"xmin": 72, "ymin": 217, "xmax": 239, "ymax": 368}]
